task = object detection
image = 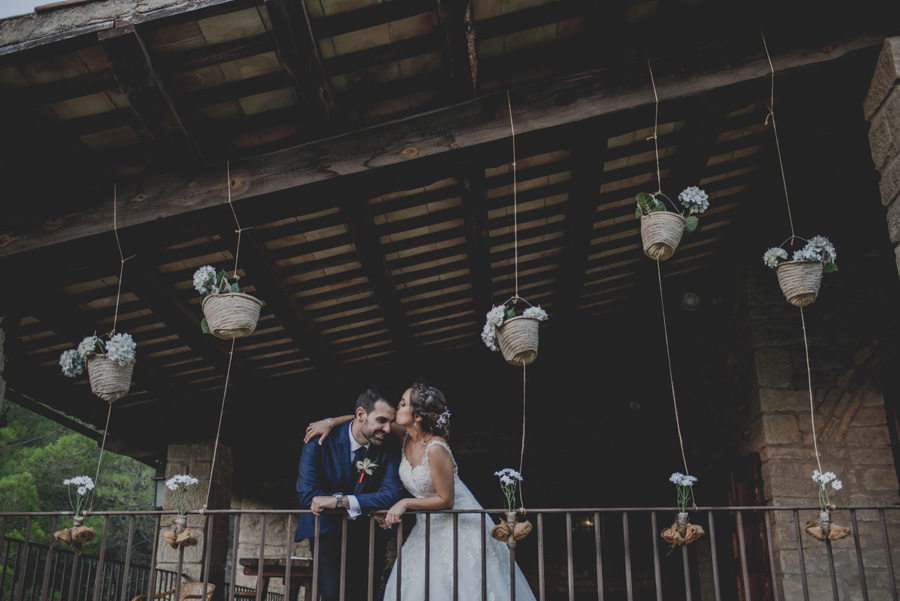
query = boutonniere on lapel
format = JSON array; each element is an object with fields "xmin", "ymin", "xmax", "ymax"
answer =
[{"xmin": 356, "ymin": 458, "xmax": 379, "ymax": 484}]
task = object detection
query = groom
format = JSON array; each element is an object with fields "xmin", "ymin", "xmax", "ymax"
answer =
[{"xmin": 295, "ymin": 387, "xmax": 402, "ymax": 601}]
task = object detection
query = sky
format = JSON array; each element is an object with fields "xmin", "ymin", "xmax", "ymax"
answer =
[{"xmin": 0, "ymin": 1, "xmax": 43, "ymax": 19}]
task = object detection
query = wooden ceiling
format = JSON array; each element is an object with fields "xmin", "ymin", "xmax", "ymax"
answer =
[{"xmin": 0, "ymin": 0, "xmax": 898, "ymax": 467}]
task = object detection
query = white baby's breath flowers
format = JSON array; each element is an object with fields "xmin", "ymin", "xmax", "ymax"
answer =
[
  {"xmin": 165, "ymin": 474, "xmax": 200, "ymax": 491},
  {"xmin": 63, "ymin": 475, "xmax": 95, "ymax": 491},
  {"xmin": 793, "ymin": 235, "xmax": 837, "ymax": 264},
  {"xmin": 193, "ymin": 265, "xmax": 217, "ymax": 296},
  {"xmin": 678, "ymin": 186, "xmax": 709, "ymax": 215},
  {"xmin": 812, "ymin": 469, "xmax": 842, "ymax": 512},
  {"xmin": 495, "ymin": 468, "xmax": 523, "ymax": 512},
  {"xmin": 106, "ymin": 333, "xmax": 136, "ymax": 366},
  {"xmin": 77, "ymin": 335, "xmax": 101, "ymax": 359},
  {"xmin": 481, "ymin": 305, "xmax": 507, "ymax": 351},
  {"xmin": 763, "ymin": 247, "xmax": 788, "ymax": 268},
  {"xmin": 63, "ymin": 475, "xmax": 95, "ymax": 517},
  {"xmin": 59, "ymin": 349, "xmax": 84, "ymax": 378},
  {"xmin": 522, "ymin": 306, "xmax": 549, "ymax": 321}
]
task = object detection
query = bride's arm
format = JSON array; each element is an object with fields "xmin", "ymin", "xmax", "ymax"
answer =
[
  {"xmin": 304, "ymin": 415, "xmax": 407, "ymax": 445},
  {"xmin": 303, "ymin": 415, "xmax": 351, "ymax": 445},
  {"xmin": 384, "ymin": 444, "xmax": 454, "ymax": 525}
]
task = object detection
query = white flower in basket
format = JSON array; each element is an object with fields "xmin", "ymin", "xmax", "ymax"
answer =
[
  {"xmin": 481, "ymin": 299, "xmax": 548, "ymax": 366},
  {"xmin": 193, "ymin": 265, "xmax": 262, "ymax": 339},
  {"xmin": 763, "ymin": 236, "xmax": 837, "ymax": 307},
  {"xmin": 634, "ymin": 186, "xmax": 710, "ymax": 261},
  {"xmin": 59, "ymin": 332, "xmax": 136, "ymax": 402}
]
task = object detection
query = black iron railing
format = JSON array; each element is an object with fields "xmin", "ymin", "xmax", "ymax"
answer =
[{"xmin": 1, "ymin": 506, "xmax": 898, "ymax": 601}]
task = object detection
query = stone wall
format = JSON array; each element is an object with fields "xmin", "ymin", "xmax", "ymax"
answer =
[
  {"xmin": 156, "ymin": 442, "xmax": 233, "ymax": 594},
  {"xmin": 744, "ymin": 260, "xmax": 900, "ymax": 601},
  {"xmin": 865, "ymin": 37, "xmax": 900, "ymax": 277}
]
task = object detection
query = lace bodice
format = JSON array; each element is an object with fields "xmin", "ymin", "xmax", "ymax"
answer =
[{"xmin": 399, "ymin": 437, "xmax": 479, "ymax": 509}]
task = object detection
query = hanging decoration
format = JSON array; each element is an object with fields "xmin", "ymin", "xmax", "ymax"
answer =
[
  {"xmin": 482, "ymin": 299, "xmax": 548, "ymax": 366},
  {"xmin": 490, "ymin": 468, "xmax": 531, "ymax": 547},
  {"xmin": 761, "ymin": 32, "xmax": 847, "ymax": 541},
  {"xmin": 635, "ymin": 60, "xmax": 704, "ymax": 546},
  {"xmin": 53, "ymin": 475, "xmax": 97, "ymax": 550},
  {"xmin": 194, "ymin": 163, "xmax": 262, "ymax": 339},
  {"xmin": 635, "ymin": 62, "xmax": 710, "ymax": 261},
  {"xmin": 163, "ymin": 474, "xmax": 200, "ymax": 548}
]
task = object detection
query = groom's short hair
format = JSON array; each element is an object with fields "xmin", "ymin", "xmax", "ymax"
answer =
[{"xmin": 356, "ymin": 386, "xmax": 395, "ymax": 412}]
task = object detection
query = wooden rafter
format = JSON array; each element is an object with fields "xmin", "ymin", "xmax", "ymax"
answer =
[
  {"xmin": 437, "ymin": 0, "xmax": 477, "ymax": 99},
  {"xmin": 240, "ymin": 230, "xmax": 338, "ymax": 372},
  {"xmin": 0, "ymin": 33, "xmax": 882, "ymax": 259},
  {"xmin": 264, "ymin": 0, "xmax": 339, "ymax": 124},
  {"xmin": 99, "ymin": 24, "xmax": 203, "ymax": 161},
  {"xmin": 340, "ymin": 197, "xmax": 414, "ymax": 361}
]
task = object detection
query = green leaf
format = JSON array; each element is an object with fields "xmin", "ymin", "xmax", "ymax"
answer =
[
  {"xmin": 635, "ymin": 207, "xmax": 642, "ymax": 219},
  {"xmin": 200, "ymin": 317, "xmax": 210, "ymax": 334},
  {"xmin": 504, "ymin": 306, "xmax": 517, "ymax": 320},
  {"xmin": 824, "ymin": 262, "xmax": 838, "ymax": 273},
  {"xmin": 683, "ymin": 216, "xmax": 699, "ymax": 233},
  {"xmin": 230, "ymin": 283, "xmax": 240, "ymax": 293},
  {"xmin": 636, "ymin": 192, "xmax": 654, "ymax": 208},
  {"xmin": 216, "ymin": 270, "xmax": 228, "ymax": 285}
]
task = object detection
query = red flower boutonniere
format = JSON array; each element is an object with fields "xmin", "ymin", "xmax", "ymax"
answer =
[{"xmin": 356, "ymin": 458, "xmax": 379, "ymax": 484}]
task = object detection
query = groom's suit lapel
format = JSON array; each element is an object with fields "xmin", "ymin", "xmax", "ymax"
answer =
[{"xmin": 334, "ymin": 424, "xmax": 352, "ymax": 489}]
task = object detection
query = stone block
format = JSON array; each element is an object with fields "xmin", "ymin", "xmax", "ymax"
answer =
[
  {"xmin": 853, "ymin": 406, "xmax": 888, "ymax": 427},
  {"xmin": 861, "ymin": 387, "xmax": 885, "ymax": 408},
  {"xmin": 762, "ymin": 414, "xmax": 800, "ymax": 444},
  {"xmin": 755, "ymin": 348, "xmax": 793, "ymax": 388},
  {"xmin": 862, "ymin": 468, "xmax": 899, "ymax": 491},
  {"xmin": 869, "ymin": 95, "xmax": 898, "ymax": 169},
  {"xmin": 843, "ymin": 426, "xmax": 890, "ymax": 446},
  {"xmin": 864, "ymin": 37, "xmax": 900, "ymax": 120},
  {"xmin": 759, "ymin": 387, "xmax": 809, "ymax": 412},
  {"xmin": 849, "ymin": 446, "xmax": 895, "ymax": 466},
  {"xmin": 880, "ymin": 152, "xmax": 900, "ymax": 207},
  {"xmin": 888, "ymin": 198, "xmax": 900, "ymax": 245}
]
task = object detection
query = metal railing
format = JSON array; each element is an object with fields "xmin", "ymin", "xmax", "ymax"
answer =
[{"xmin": 1, "ymin": 506, "xmax": 898, "ymax": 601}]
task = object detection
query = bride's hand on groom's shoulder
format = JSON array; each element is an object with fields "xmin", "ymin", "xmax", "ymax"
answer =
[{"xmin": 304, "ymin": 418, "xmax": 335, "ymax": 445}]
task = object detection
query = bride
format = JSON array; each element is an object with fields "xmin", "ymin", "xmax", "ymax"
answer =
[{"xmin": 305, "ymin": 383, "xmax": 537, "ymax": 600}]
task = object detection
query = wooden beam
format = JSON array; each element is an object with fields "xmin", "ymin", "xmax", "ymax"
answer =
[
  {"xmin": 239, "ymin": 230, "xmax": 338, "ymax": 372},
  {"xmin": 0, "ymin": 34, "xmax": 881, "ymax": 258},
  {"xmin": 458, "ymin": 164, "xmax": 491, "ymax": 314},
  {"xmin": 437, "ymin": 0, "xmax": 477, "ymax": 99},
  {"xmin": 265, "ymin": 0, "xmax": 339, "ymax": 124},
  {"xmin": 99, "ymin": 24, "xmax": 203, "ymax": 161},
  {"xmin": 323, "ymin": 34, "xmax": 442, "ymax": 76},
  {"xmin": 155, "ymin": 32, "xmax": 276, "ymax": 74},
  {"xmin": 553, "ymin": 144, "xmax": 604, "ymax": 328},
  {"xmin": 340, "ymin": 197, "xmax": 414, "ymax": 361},
  {"xmin": 311, "ymin": 0, "xmax": 431, "ymax": 38}
]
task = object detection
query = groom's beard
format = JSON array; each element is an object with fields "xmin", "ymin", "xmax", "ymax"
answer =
[{"xmin": 360, "ymin": 424, "xmax": 387, "ymax": 446}]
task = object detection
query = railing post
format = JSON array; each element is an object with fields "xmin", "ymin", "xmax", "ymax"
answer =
[
  {"xmin": 119, "ymin": 517, "xmax": 135, "ymax": 601},
  {"xmin": 623, "ymin": 512, "xmax": 633, "ymax": 601},
  {"xmin": 40, "ymin": 516, "xmax": 59, "ymax": 601},
  {"xmin": 92, "ymin": 515, "xmax": 110, "ymax": 601},
  {"xmin": 201, "ymin": 514, "xmax": 214, "ymax": 601},
  {"xmin": 565, "ymin": 512, "xmax": 574, "ymax": 601},
  {"xmin": 595, "ymin": 512, "xmax": 603, "ymax": 601},
  {"xmin": 14, "ymin": 517, "xmax": 32, "ymax": 601},
  {"xmin": 146, "ymin": 514, "xmax": 160, "ymax": 601},
  {"xmin": 850, "ymin": 509, "xmax": 869, "ymax": 601},
  {"xmin": 229, "ymin": 514, "xmax": 242, "ymax": 601},
  {"xmin": 650, "ymin": 512, "xmax": 661, "ymax": 601}
]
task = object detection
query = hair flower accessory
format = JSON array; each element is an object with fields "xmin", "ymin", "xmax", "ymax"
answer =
[
  {"xmin": 435, "ymin": 410, "xmax": 451, "ymax": 429},
  {"xmin": 357, "ymin": 458, "xmax": 379, "ymax": 483}
]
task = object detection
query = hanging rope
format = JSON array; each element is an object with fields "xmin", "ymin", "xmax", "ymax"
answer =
[
  {"xmin": 518, "ymin": 363, "xmax": 527, "ymax": 511},
  {"xmin": 647, "ymin": 60, "xmax": 663, "ymax": 195},
  {"xmin": 203, "ymin": 162, "xmax": 247, "ymax": 510},
  {"xmin": 506, "ymin": 91, "xmax": 519, "ymax": 300},
  {"xmin": 110, "ymin": 184, "xmax": 135, "ymax": 336},
  {"xmin": 761, "ymin": 31, "xmax": 797, "ymax": 245},
  {"xmin": 645, "ymin": 61, "xmax": 691, "ymax": 479},
  {"xmin": 87, "ymin": 403, "xmax": 113, "ymax": 513},
  {"xmin": 762, "ymin": 32, "xmax": 824, "ymax": 475}
]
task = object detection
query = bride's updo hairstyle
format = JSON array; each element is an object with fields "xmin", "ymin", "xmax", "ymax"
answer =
[{"xmin": 409, "ymin": 382, "xmax": 451, "ymax": 438}]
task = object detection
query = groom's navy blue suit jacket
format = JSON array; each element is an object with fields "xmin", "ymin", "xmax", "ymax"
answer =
[{"xmin": 295, "ymin": 423, "xmax": 402, "ymax": 541}]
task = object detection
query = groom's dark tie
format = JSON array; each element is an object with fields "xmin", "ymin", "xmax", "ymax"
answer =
[{"xmin": 352, "ymin": 445, "xmax": 367, "ymax": 471}]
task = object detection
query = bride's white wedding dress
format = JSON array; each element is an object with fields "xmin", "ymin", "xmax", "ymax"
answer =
[{"xmin": 383, "ymin": 438, "xmax": 537, "ymax": 601}]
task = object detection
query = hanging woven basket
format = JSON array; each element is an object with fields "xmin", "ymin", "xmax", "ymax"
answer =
[
  {"xmin": 640, "ymin": 212, "xmax": 685, "ymax": 261},
  {"xmin": 201, "ymin": 292, "xmax": 263, "ymax": 339},
  {"xmin": 775, "ymin": 260, "xmax": 824, "ymax": 307},
  {"xmin": 496, "ymin": 316, "xmax": 540, "ymax": 366},
  {"xmin": 86, "ymin": 355, "xmax": 134, "ymax": 402}
]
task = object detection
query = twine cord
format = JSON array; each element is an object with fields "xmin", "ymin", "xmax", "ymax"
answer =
[
  {"xmin": 507, "ymin": 91, "xmax": 519, "ymax": 298},
  {"xmin": 762, "ymin": 32, "xmax": 823, "ymax": 476},
  {"xmin": 203, "ymin": 162, "xmax": 246, "ymax": 509},
  {"xmin": 110, "ymin": 184, "xmax": 135, "ymax": 336},
  {"xmin": 88, "ymin": 403, "xmax": 114, "ymax": 513},
  {"xmin": 518, "ymin": 362, "xmax": 527, "ymax": 512},
  {"xmin": 761, "ymin": 31, "xmax": 796, "ymax": 245},
  {"xmin": 657, "ymin": 260, "xmax": 690, "ymax": 480},
  {"xmin": 647, "ymin": 60, "xmax": 663, "ymax": 195}
]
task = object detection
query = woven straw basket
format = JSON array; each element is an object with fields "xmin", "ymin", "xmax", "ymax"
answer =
[
  {"xmin": 497, "ymin": 316, "xmax": 540, "ymax": 366},
  {"xmin": 202, "ymin": 292, "xmax": 263, "ymax": 339},
  {"xmin": 86, "ymin": 355, "xmax": 134, "ymax": 402},
  {"xmin": 640, "ymin": 212, "xmax": 685, "ymax": 261},
  {"xmin": 775, "ymin": 260, "xmax": 824, "ymax": 307}
]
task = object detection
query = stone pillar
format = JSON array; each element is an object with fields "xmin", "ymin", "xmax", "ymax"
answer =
[
  {"xmin": 865, "ymin": 37, "xmax": 900, "ymax": 277},
  {"xmin": 232, "ymin": 497, "xmax": 310, "ymax": 597},
  {"xmin": 157, "ymin": 442, "xmax": 233, "ymax": 597},
  {"xmin": 743, "ymin": 264, "xmax": 900, "ymax": 600}
]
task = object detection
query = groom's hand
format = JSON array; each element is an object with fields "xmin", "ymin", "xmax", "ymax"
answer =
[{"xmin": 310, "ymin": 495, "xmax": 340, "ymax": 515}]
